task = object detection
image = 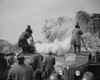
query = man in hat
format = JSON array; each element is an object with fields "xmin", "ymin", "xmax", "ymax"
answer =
[
  {"xmin": 44, "ymin": 52, "xmax": 55, "ymax": 80},
  {"xmin": 7, "ymin": 53, "xmax": 34, "ymax": 80},
  {"xmin": 92, "ymin": 50, "xmax": 100, "ymax": 62},
  {"xmin": 18, "ymin": 25, "xmax": 33, "ymax": 53}
]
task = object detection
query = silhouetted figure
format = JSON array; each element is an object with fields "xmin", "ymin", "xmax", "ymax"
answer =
[
  {"xmin": 0, "ymin": 53, "xmax": 8, "ymax": 80},
  {"xmin": 88, "ymin": 53, "xmax": 92, "ymax": 62},
  {"xmin": 7, "ymin": 52, "xmax": 15, "ymax": 66},
  {"xmin": 18, "ymin": 25, "xmax": 34, "ymax": 53},
  {"xmin": 7, "ymin": 53, "xmax": 34, "ymax": 80},
  {"xmin": 70, "ymin": 22, "xmax": 83, "ymax": 53},
  {"xmin": 44, "ymin": 52, "xmax": 55, "ymax": 80},
  {"xmin": 92, "ymin": 51, "xmax": 100, "ymax": 62}
]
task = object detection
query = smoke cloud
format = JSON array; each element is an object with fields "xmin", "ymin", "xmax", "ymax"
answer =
[
  {"xmin": 42, "ymin": 17, "xmax": 75, "ymax": 42},
  {"xmin": 76, "ymin": 11, "xmax": 91, "ymax": 23},
  {"xmin": 76, "ymin": 11, "xmax": 91, "ymax": 33},
  {"xmin": 35, "ymin": 35, "xmax": 72, "ymax": 55},
  {"xmin": 35, "ymin": 17, "xmax": 75, "ymax": 55},
  {"xmin": 35, "ymin": 11, "xmax": 92, "ymax": 55}
]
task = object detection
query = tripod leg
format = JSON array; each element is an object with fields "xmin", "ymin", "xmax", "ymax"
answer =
[
  {"xmin": 69, "ymin": 44, "xmax": 73, "ymax": 52},
  {"xmin": 74, "ymin": 46, "xmax": 77, "ymax": 53}
]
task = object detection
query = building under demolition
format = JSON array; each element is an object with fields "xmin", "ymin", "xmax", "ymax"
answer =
[{"xmin": 88, "ymin": 14, "xmax": 100, "ymax": 38}]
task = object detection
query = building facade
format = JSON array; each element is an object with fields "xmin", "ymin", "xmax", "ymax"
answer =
[{"xmin": 88, "ymin": 14, "xmax": 100, "ymax": 38}]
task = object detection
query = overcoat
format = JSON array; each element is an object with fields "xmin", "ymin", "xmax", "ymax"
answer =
[
  {"xmin": 70, "ymin": 28, "xmax": 83, "ymax": 46},
  {"xmin": 44, "ymin": 55, "xmax": 55, "ymax": 79},
  {"xmin": 7, "ymin": 63, "xmax": 33, "ymax": 80},
  {"xmin": 18, "ymin": 31, "xmax": 31, "ymax": 47}
]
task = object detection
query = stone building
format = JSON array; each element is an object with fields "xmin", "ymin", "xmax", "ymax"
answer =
[{"xmin": 88, "ymin": 14, "xmax": 100, "ymax": 38}]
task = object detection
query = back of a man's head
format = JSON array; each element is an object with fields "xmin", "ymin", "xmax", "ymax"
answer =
[
  {"xmin": 48, "ymin": 52, "xmax": 53, "ymax": 56},
  {"xmin": 0, "ymin": 53, "xmax": 5, "ymax": 58},
  {"xmin": 95, "ymin": 50, "xmax": 100, "ymax": 55},
  {"xmin": 17, "ymin": 53, "xmax": 25, "ymax": 64}
]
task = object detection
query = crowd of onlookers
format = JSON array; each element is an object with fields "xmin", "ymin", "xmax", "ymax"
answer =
[
  {"xmin": 0, "ymin": 51, "xmax": 55, "ymax": 80},
  {"xmin": 1, "ymin": 49, "xmax": 100, "ymax": 80}
]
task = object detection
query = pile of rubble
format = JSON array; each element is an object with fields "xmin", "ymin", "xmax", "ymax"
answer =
[{"xmin": 82, "ymin": 32, "xmax": 100, "ymax": 51}]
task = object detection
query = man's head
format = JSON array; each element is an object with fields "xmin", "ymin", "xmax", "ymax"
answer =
[
  {"xmin": 0, "ymin": 53, "xmax": 4, "ymax": 57},
  {"xmin": 95, "ymin": 50, "xmax": 100, "ymax": 55},
  {"xmin": 17, "ymin": 53, "xmax": 25, "ymax": 63},
  {"xmin": 48, "ymin": 52, "xmax": 53, "ymax": 56},
  {"xmin": 26, "ymin": 25, "xmax": 33, "ymax": 34}
]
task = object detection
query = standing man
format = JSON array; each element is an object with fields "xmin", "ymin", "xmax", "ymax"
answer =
[
  {"xmin": 18, "ymin": 25, "xmax": 33, "ymax": 53},
  {"xmin": 0, "ymin": 53, "xmax": 8, "ymax": 80},
  {"xmin": 92, "ymin": 50, "xmax": 100, "ymax": 62},
  {"xmin": 70, "ymin": 22, "xmax": 83, "ymax": 53},
  {"xmin": 29, "ymin": 53, "xmax": 43, "ymax": 80},
  {"xmin": 7, "ymin": 53, "xmax": 34, "ymax": 80},
  {"xmin": 44, "ymin": 52, "xmax": 55, "ymax": 80}
]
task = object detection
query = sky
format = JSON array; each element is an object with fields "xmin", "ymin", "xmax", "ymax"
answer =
[{"xmin": 0, "ymin": 0, "xmax": 100, "ymax": 44}]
